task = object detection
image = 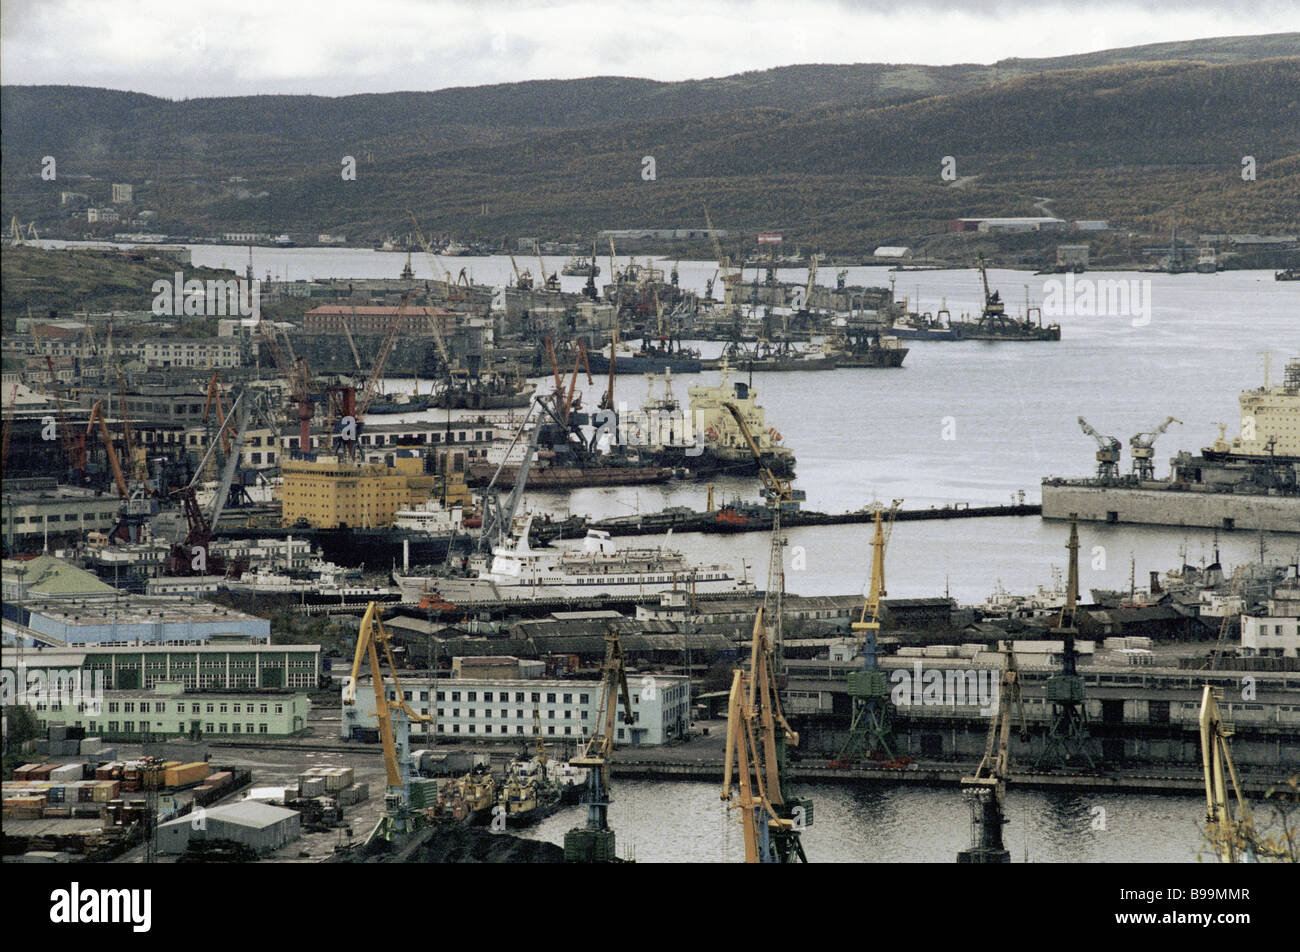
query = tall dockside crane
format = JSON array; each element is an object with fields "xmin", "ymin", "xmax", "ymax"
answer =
[
  {"xmin": 958, "ymin": 642, "xmax": 1027, "ymax": 863},
  {"xmin": 1036, "ymin": 514, "xmax": 1097, "ymax": 769},
  {"xmin": 837, "ymin": 503, "xmax": 901, "ymax": 763},
  {"xmin": 1129, "ymin": 416, "xmax": 1181, "ymax": 480},
  {"xmin": 343, "ymin": 601, "xmax": 432, "ymax": 843},
  {"xmin": 1078, "ymin": 417, "xmax": 1122, "ymax": 481},
  {"xmin": 564, "ymin": 629, "xmax": 635, "ymax": 862},
  {"xmin": 722, "ymin": 606, "xmax": 811, "ymax": 863}
]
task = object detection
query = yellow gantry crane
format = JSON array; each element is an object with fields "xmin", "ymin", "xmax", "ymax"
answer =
[
  {"xmin": 342, "ymin": 601, "xmax": 432, "ymax": 841},
  {"xmin": 958, "ymin": 641, "xmax": 1027, "ymax": 863},
  {"xmin": 564, "ymin": 629, "xmax": 634, "ymax": 862},
  {"xmin": 721, "ymin": 606, "xmax": 810, "ymax": 863}
]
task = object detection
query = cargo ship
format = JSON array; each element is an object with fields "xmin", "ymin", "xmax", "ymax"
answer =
[
  {"xmin": 1042, "ymin": 358, "xmax": 1300, "ymax": 532},
  {"xmin": 886, "ymin": 305, "xmax": 967, "ymax": 341},
  {"xmin": 612, "ymin": 366, "xmax": 796, "ymax": 478},
  {"xmin": 822, "ymin": 328, "xmax": 909, "ymax": 367}
]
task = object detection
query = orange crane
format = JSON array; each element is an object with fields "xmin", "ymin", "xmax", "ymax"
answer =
[
  {"xmin": 202, "ymin": 370, "xmax": 236, "ymax": 458},
  {"xmin": 87, "ymin": 400, "xmax": 129, "ymax": 498}
]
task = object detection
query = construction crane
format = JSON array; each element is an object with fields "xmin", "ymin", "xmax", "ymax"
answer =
[
  {"xmin": 1130, "ymin": 416, "xmax": 1181, "ymax": 480},
  {"xmin": 1078, "ymin": 416, "xmax": 1122, "ymax": 481},
  {"xmin": 837, "ymin": 502, "xmax": 902, "ymax": 764},
  {"xmin": 202, "ymin": 371, "xmax": 236, "ymax": 460},
  {"xmin": 958, "ymin": 641, "xmax": 1027, "ymax": 863},
  {"xmin": 508, "ymin": 252, "xmax": 533, "ymax": 290},
  {"xmin": 45, "ymin": 357, "xmax": 85, "ymax": 482},
  {"xmin": 564, "ymin": 628, "xmax": 634, "ymax": 862},
  {"xmin": 534, "ymin": 240, "xmax": 559, "ymax": 292},
  {"xmin": 1036, "ymin": 514, "xmax": 1097, "ymax": 769},
  {"xmin": 476, "ymin": 399, "xmax": 544, "ymax": 554},
  {"xmin": 86, "ymin": 400, "xmax": 129, "ymax": 498},
  {"xmin": 355, "ymin": 291, "xmax": 414, "ymax": 420},
  {"xmin": 116, "ymin": 367, "xmax": 147, "ymax": 486},
  {"xmin": 258, "ymin": 323, "xmax": 316, "ymax": 455},
  {"xmin": 721, "ymin": 605, "xmax": 810, "ymax": 863},
  {"xmin": 343, "ymin": 601, "xmax": 433, "ymax": 843}
]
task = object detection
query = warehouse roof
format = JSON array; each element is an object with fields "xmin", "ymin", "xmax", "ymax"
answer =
[
  {"xmin": 2, "ymin": 555, "xmax": 117, "ymax": 597},
  {"xmin": 159, "ymin": 800, "xmax": 298, "ymax": 830}
]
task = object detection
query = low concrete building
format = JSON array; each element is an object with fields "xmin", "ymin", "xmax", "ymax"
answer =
[
  {"xmin": 1241, "ymin": 580, "xmax": 1300, "ymax": 659},
  {"xmin": 157, "ymin": 800, "xmax": 300, "ymax": 855}
]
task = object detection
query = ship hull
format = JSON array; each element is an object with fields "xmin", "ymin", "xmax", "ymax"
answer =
[
  {"xmin": 587, "ymin": 355, "xmax": 703, "ymax": 375},
  {"xmin": 832, "ymin": 348, "xmax": 908, "ymax": 367},
  {"xmin": 1041, "ymin": 481, "xmax": 1300, "ymax": 533},
  {"xmin": 431, "ymin": 388, "xmax": 533, "ymax": 410},
  {"xmin": 468, "ymin": 463, "xmax": 674, "ymax": 488}
]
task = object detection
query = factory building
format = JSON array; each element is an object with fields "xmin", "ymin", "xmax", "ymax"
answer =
[
  {"xmin": 23, "ymin": 680, "xmax": 311, "ymax": 739},
  {"xmin": 156, "ymin": 801, "xmax": 300, "ymax": 855},
  {"xmin": 280, "ymin": 453, "xmax": 449, "ymax": 528},
  {"xmin": 0, "ymin": 485, "xmax": 126, "ymax": 544},
  {"xmin": 343, "ymin": 672, "xmax": 689, "ymax": 745},
  {"xmin": 3, "ymin": 641, "xmax": 323, "ymax": 691},
  {"xmin": 5, "ymin": 593, "xmax": 270, "ymax": 645}
]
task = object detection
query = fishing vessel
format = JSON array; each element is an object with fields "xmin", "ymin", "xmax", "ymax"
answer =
[
  {"xmin": 950, "ymin": 257, "xmax": 1061, "ymax": 341},
  {"xmin": 434, "ymin": 765, "xmax": 497, "ymax": 826},
  {"xmin": 561, "ymin": 255, "xmax": 600, "ymax": 277},
  {"xmin": 822, "ymin": 328, "xmax": 909, "ymax": 367},
  {"xmin": 587, "ymin": 338, "xmax": 703, "ymax": 375},
  {"xmin": 431, "ymin": 368, "xmax": 534, "ymax": 410},
  {"xmin": 717, "ymin": 338, "xmax": 838, "ymax": 371}
]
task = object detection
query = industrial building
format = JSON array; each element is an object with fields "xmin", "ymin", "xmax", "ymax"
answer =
[
  {"xmin": 26, "ymin": 679, "xmax": 312, "ymax": 739},
  {"xmin": 5, "ymin": 593, "xmax": 271, "ymax": 645},
  {"xmin": 156, "ymin": 800, "xmax": 300, "ymax": 855},
  {"xmin": 280, "ymin": 453, "xmax": 450, "ymax": 528},
  {"xmin": 3, "ymin": 640, "xmax": 323, "ymax": 691},
  {"xmin": 1, "ymin": 484, "xmax": 126, "ymax": 544},
  {"xmin": 303, "ymin": 304, "xmax": 456, "ymax": 337},
  {"xmin": 342, "ymin": 672, "xmax": 689, "ymax": 745},
  {"xmin": 1241, "ymin": 580, "xmax": 1300, "ymax": 659}
]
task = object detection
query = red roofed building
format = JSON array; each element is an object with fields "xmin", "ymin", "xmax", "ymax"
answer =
[{"xmin": 303, "ymin": 305, "xmax": 457, "ymax": 337}]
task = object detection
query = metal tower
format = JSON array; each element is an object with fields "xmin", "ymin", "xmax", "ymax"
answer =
[
  {"xmin": 837, "ymin": 505, "xmax": 900, "ymax": 762},
  {"xmin": 1036, "ymin": 514, "xmax": 1097, "ymax": 769}
]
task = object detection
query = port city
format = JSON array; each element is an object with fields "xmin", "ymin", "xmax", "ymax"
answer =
[{"xmin": 3, "ymin": 8, "xmax": 1298, "ymax": 903}]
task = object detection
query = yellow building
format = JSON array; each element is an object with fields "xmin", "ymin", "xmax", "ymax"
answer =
[{"xmin": 281, "ymin": 451, "xmax": 470, "ymax": 529}]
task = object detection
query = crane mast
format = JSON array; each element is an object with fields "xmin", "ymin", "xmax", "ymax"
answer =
[
  {"xmin": 721, "ymin": 606, "xmax": 810, "ymax": 862},
  {"xmin": 564, "ymin": 629, "xmax": 634, "ymax": 862},
  {"xmin": 837, "ymin": 503, "xmax": 901, "ymax": 763},
  {"xmin": 1036, "ymin": 514, "xmax": 1097, "ymax": 769},
  {"xmin": 1078, "ymin": 416, "xmax": 1122, "ymax": 481},
  {"xmin": 343, "ymin": 601, "xmax": 433, "ymax": 844},
  {"xmin": 1130, "ymin": 416, "xmax": 1181, "ymax": 480},
  {"xmin": 958, "ymin": 641, "xmax": 1027, "ymax": 863}
]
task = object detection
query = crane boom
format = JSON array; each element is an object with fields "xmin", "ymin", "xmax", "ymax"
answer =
[{"xmin": 87, "ymin": 400, "xmax": 129, "ymax": 498}]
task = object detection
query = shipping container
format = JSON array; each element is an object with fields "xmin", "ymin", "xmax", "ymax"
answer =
[
  {"xmin": 92, "ymin": 781, "xmax": 120, "ymax": 802},
  {"xmin": 49, "ymin": 763, "xmax": 83, "ymax": 783}
]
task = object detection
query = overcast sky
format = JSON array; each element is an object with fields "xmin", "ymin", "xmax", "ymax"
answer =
[{"xmin": 2, "ymin": 0, "xmax": 1297, "ymax": 99}]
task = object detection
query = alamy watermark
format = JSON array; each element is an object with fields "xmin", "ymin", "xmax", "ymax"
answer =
[
  {"xmin": 1042, "ymin": 273, "xmax": 1150, "ymax": 327},
  {"xmin": 2, "ymin": 664, "xmax": 105, "ymax": 714},
  {"xmin": 592, "ymin": 402, "xmax": 703, "ymax": 456},
  {"xmin": 889, "ymin": 662, "xmax": 999, "ymax": 716},
  {"xmin": 151, "ymin": 271, "xmax": 261, "ymax": 320}
]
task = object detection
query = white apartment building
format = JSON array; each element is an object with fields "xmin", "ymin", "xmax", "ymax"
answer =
[
  {"xmin": 142, "ymin": 338, "xmax": 241, "ymax": 368},
  {"xmin": 1241, "ymin": 581, "xmax": 1300, "ymax": 659},
  {"xmin": 343, "ymin": 674, "xmax": 689, "ymax": 746}
]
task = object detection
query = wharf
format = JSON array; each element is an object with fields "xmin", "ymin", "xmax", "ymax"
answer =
[{"xmin": 577, "ymin": 503, "xmax": 1041, "ymax": 538}]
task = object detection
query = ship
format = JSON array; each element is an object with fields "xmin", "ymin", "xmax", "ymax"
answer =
[
  {"xmin": 1275, "ymin": 268, "xmax": 1300, "ymax": 281},
  {"xmin": 561, "ymin": 255, "xmax": 600, "ymax": 277},
  {"xmin": 822, "ymin": 327, "xmax": 909, "ymax": 367},
  {"xmin": 1041, "ymin": 357, "xmax": 1300, "ymax": 532},
  {"xmin": 394, "ymin": 516, "xmax": 756, "ymax": 603},
  {"xmin": 434, "ymin": 764, "xmax": 497, "ymax": 827},
  {"xmin": 598, "ymin": 366, "xmax": 796, "ymax": 479},
  {"xmin": 496, "ymin": 763, "xmax": 562, "ymax": 828},
  {"xmin": 886, "ymin": 304, "xmax": 968, "ymax": 341},
  {"xmin": 587, "ymin": 339, "xmax": 703, "ymax": 375},
  {"xmin": 714, "ymin": 338, "xmax": 839, "ymax": 372},
  {"xmin": 432, "ymin": 365, "xmax": 534, "ymax": 410},
  {"xmin": 366, "ymin": 393, "xmax": 437, "ymax": 415},
  {"xmin": 950, "ymin": 257, "xmax": 1061, "ymax": 341}
]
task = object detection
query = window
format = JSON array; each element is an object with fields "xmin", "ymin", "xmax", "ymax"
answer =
[
  {"xmin": 108, "ymin": 702, "xmax": 120, "ymax": 713},
  {"xmin": 516, "ymin": 709, "xmax": 523, "ymax": 718},
  {"xmin": 500, "ymin": 709, "xmax": 507, "ymax": 719},
  {"xmin": 124, "ymin": 721, "xmax": 134, "ymax": 732},
  {"xmin": 547, "ymin": 726, "xmax": 555, "ymax": 735},
  {"xmin": 468, "ymin": 691, "xmax": 477, "ymax": 701},
  {"xmin": 205, "ymin": 723, "xmax": 214, "ymax": 733},
  {"xmin": 192, "ymin": 703, "xmax": 201, "ymax": 713},
  {"xmin": 437, "ymin": 691, "xmax": 446, "ymax": 701},
  {"xmin": 260, "ymin": 704, "xmax": 268, "ymax": 714},
  {"xmin": 563, "ymin": 693, "xmax": 572, "ymax": 704},
  {"xmin": 451, "ymin": 691, "xmax": 461, "ymax": 701},
  {"xmin": 179, "ymin": 723, "xmax": 185, "ymax": 732},
  {"xmin": 219, "ymin": 723, "xmax": 227, "ymax": 733},
  {"xmin": 580, "ymin": 694, "xmax": 589, "ymax": 704},
  {"xmin": 260, "ymin": 724, "xmax": 268, "ymax": 734},
  {"xmin": 232, "ymin": 723, "xmax": 240, "ymax": 733},
  {"xmin": 514, "ymin": 692, "xmax": 524, "ymax": 702},
  {"xmin": 247, "ymin": 723, "xmax": 255, "ymax": 733},
  {"xmin": 220, "ymin": 703, "xmax": 228, "ymax": 713},
  {"xmin": 275, "ymin": 704, "xmax": 283, "ymax": 714},
  {"xmin": 206, "ymin": 703, "xmax": 215, "ymax": 714},
  {"xmin": 468, "ymin": 724, "xmax": 475, "ymax": 734},
  {"xmin": 453, "ymin": 724, "xmax": 460, "ymax": 734},
  {"xmin": 546, "ymin": 693, "xmax": 556, "ymax": 703},
  {"xmin": 140, "ymin": 702, "xmax": 151, "ymax": 713},
  {"xmin": 531, "ymin": 693, "xmax": 540, "ymax": 703},
  {"xmin": 484, "ymin": 691, "xmax": 493, "ymax": 702},
  {"xmin": 124, "ymin": 702, "xmax": 135, "ymax": 713},
  {"xmin": 233, "ymin": 704, "xmax": 241, "ymax": 714}
]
